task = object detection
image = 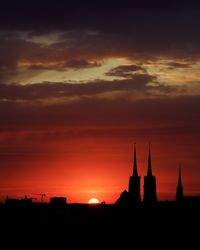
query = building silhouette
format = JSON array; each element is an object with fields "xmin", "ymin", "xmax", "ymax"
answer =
[
  {"xmin": 128, "ymin": 143, "xmax": 141, "ymax": 205},
  {"xmin": 176, "ymin": 166, "xmax": 183, "ymax": 203},
  {"xmin": 5, "ymin": 195, "xmax": 33, "ymax": 206},
  {"xmin": 115, "ymin": 190, "xmax": 132, "ymax": 207},
  {"xmin": 21, "ymin": 195, "xmax": 33, "ymax": 206},
  {"xmin": 143, "ymin": 144, "xmax": 157, "ymax": 204},
  {"xmin": 50, "ymin": 197, "xmax": 67, "ymax": 206}
]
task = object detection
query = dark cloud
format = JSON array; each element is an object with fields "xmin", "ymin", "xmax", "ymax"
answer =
[
  {"xmin": 64, "ymin": 59, "xmax": 100, "ymax": 69},
  {"xmin": 0, "ymin": 0, "xmax": 199, "ymax": 132},
  {"xmin": 0, "ymin": 1, "xmax": 199, "ymax": 62},
  {"xmin": 29, "ymin": 59, "xmax": 100, "ymax": 71},
  {"xmin": 0, "ymin": 1, "xmax": 200, "ymax": 80},
  {"xmin": 166, "ymin": 62, "xmax": 191, "ymax": 69},
  {"xmin": 0, "ymin": 36, "xmax": 56, "ymax": 79},
  {"xmin": 0, "ymin": 73, "xmax": 154, "ymax": 101},
  {"xmin": 106, "ymin": 64, "xmax": 145, "ymax": 78}
]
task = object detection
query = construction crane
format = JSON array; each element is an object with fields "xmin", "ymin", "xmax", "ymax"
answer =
[{"xmin": 31, "ymin": 193, "xmax": 46, "ymax": 203}]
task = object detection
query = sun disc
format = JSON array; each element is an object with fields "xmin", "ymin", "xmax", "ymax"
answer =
[{"xmin": 88, "ymin": 198, "xmax": 99, "ymax": 204}]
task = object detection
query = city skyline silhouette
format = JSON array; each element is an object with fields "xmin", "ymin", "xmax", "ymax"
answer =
[
  {"xmin": 2, "ymin": 143, "xmax": 198, "ymax": 206},
  {"xmin": 1, "ymin": 143, "xmax": 200, "ymax": 249},
  {"xmin": 1, "ymin": 144, "xmax": 200, "ymax": 249}
]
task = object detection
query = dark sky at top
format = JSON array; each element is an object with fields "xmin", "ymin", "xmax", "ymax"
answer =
[
  {"xmin": 1, "ymin": 0, "xmax": 200, "ymax": 29},
  {"xmin": 1, "ymin": 0, "xmax": 200, "ymax": 59}
]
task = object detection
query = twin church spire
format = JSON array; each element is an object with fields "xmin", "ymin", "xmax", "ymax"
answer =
[
  {"xmin": 117, "ymin": 144, "xmax": 184, "ymax": 206},
  {"xmin": 132, "ymin": 143, "xmax": 153, "ymax": 177},
  {"xmin": 129, "ymin": 143, "xmax": 157, "ymax": 205}
]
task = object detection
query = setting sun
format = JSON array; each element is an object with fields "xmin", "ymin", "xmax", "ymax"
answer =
[{"xmin": 88, "ymin": 198, "xmax": 99, "ymax": 204}]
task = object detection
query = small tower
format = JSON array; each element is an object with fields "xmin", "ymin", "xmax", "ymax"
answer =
[
  {"xmin": 176, "ymin": 166, "xmax": 183, "ymax": 203},
  {"xmin": 143, "ymin": 144, "xmax": 157, "ymax": 205},
  {"xmin": 128, "ymin": 143, "xmax": 141, "ymax": 205}
]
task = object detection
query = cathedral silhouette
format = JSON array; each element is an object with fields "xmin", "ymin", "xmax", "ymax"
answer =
[
  {"xmin": 115, "ymin": 143, "xmax": 187, "ymax": 206},
  {"xmin": 116, "ymin": 143, "xmax": 158, "ymax": 206}
]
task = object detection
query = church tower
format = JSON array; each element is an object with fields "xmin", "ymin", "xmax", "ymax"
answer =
[
  {"xmin": 128, "ymin": 143, "xmax": 141, "ymax": 205},
  {"xmin": 143, "ymin": 144, "xmax": 157, "ymax": 204},
  {"xmin": 176, "ymin": 166, "xmax": 183, "ymax": 203}
]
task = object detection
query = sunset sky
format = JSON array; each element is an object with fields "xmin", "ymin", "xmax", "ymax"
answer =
[{"xmin": 0, "ymin": 0, "xmax": 200, "ymax": 203}]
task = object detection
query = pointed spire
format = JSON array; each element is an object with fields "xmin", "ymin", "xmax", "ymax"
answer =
[
  {"xmin": 133, "ymin": 143, "xmax": 138, "ymax": 176},
  {"xmin": 176, "ymin": 164, "xmax": 183, "ymax": 203},
  {"xmin": 178, "ymin": 165, "xmax": 182, "ymax": 187},
  {"xmin": 147, "ymin": 143, "xmax": 152, "ymax": 176}
]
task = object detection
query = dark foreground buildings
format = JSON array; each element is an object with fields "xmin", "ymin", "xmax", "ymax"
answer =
[
  {"xmin": 1, "ymin": 145, "xmax": 200, "ymax": 249},
  {"xmin": 50, "ymin": 197, "xmax": 67, "ymax": 206}
]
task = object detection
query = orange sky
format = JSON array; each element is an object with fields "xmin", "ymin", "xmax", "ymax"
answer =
[{"xmin": 0, "ymin": 127, "xmax": 199, "ymax": 203}]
